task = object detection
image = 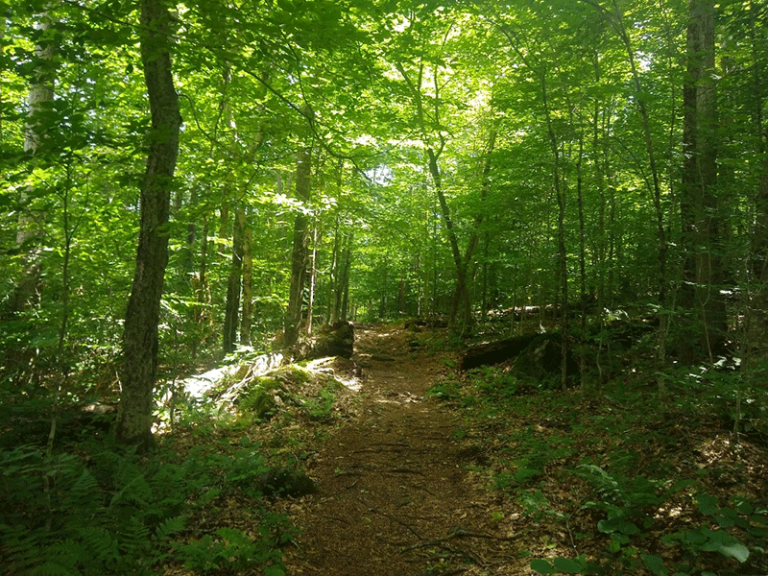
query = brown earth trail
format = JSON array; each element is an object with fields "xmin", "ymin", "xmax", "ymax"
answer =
[{"xmin": 281, "ymin": 325, "xmax": 531, "ymax": 576}]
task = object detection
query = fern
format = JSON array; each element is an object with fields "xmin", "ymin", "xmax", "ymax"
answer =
[
  {"xmin": 28, "ymin": 560, "xmax": 79, "ymax": 576},
  {"xmin": 576, "ymin": 464, "xmax": 628, "ymax": 505},
  {"xmin": 76, "ymin": 527, "xmax": 119, "ymax": 565},
  {"xmin": 155, "ymin": 515, "xmax": 187, "ymax": 542},
  {"xmin": 1, "ymin": 442, "xmax": 295, "ymax": 576}
]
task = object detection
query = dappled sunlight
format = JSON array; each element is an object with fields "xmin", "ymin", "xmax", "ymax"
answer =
[{"xmin": 306, "ymin": 356, "xmax": 363, "ymax": 392}]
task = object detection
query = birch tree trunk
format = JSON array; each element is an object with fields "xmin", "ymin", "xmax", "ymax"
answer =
[{"xmin": 5, "ymin": 11, "xmax": 55, "ymax": 317}]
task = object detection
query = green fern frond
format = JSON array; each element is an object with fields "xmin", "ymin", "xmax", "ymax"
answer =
[
  {"xmin": 76, "ymin": 526, "xmax": 119, "ymax": 563},
  {"xmin": 27, "ymin": 559, "xmax": 80, "ymax": 576},
  {"xmin": 117, "ymin": 516, "xmax": 151, "ymax": 556},
  {"xmin": 575, "ymin": 463, "xmax": 627, "ymax": 505},
  {"xmin": 155, "ymin": 515, "xmax": 186, "ymax": 542}
]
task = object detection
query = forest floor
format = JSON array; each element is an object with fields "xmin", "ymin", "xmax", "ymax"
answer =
[
  {"xmin": 164, "ymin": 322, "xmax": 768, "ymax": 576},
  {"xmin": 275, "ymin": 324, "xmax": 529, "ymax": 576}
]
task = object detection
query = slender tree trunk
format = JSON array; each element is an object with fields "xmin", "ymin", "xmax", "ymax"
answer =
[
  {"xmin": 541, "ymin": 74, "xmax": 569, "ymax": 391},
  {"xmin": 427, "ymin": 148, "xmax": 472, "ymax": 329},
  {"xmin": 379, "ymin": 261, "xmax": 388, "ymax": 319},
  {"xmin": 576, "ymin": 129, "xmax": 588, "ymax": 385},
  {"xmin": 223, "ymin": 205, "xmax": 245, "ymax": 353},
  {"xmin": 306, "ymin": 222, "xmax": 320, "ymax": 334},
  {"xmin": 240, "ymin": 208, "xmax": 254, "ymax": 346},
  {"xmin": 480, "ymin": 234, "xmax": 491, "ymax": 317},
  {"xmin": 191, "ymin": 216, "xmax": 209, "ymax": 360},
  {"xmin": 340, "ymin": 235, "xmax": 352, "ymax": 321},
  {"xmin": 116, "ymin": 0, "xmax": 181, "ymax": 452},
  {"xmin": 328, "ymin": 214, "xmax": 341, "ymax": 324},
  {"xmin": 398, "ymin": 275, "xmax": 406, "ymax": 316}
]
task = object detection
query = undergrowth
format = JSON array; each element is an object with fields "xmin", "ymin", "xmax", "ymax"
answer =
[
  {"xmin": 430, "ymin": 361, "xmax": 768, "ymax": 576},
  {"xmin": 0, "ymin": 432, "xmax": 294, "ymax": 576}
]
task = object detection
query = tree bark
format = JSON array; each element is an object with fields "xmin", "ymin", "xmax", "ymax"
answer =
[
  {"xmin": 284, "ymin": 124, "xmax": 313, "ymax": 348},
  {"xmin": 340, "ymin": 235, "xmax": 352, "ymax": 321},
  {"xmin": 306, "ymin": 221, "xmax": 320, "ymax": 334},
  {"xmin": 427, "ymin": 148, "xmax": 472, "ymax": 329},
  {"xmin": 223, "ymin": 205, "xmax": 245, "ymax": 353},
  {"xmin": 116, "ymin": 0, "xmax": 181, "ymax": 452},
  {"xmin": 680, "ymin": 0, "xmax": 725, "ymax": 362},
  {"xmin": 240, "ymin": 207, "xmax": 254, "ymax": 346},
  {"xmin": 450, "ymin": 128, "xmax": 496, "ymax": 327},
  {"xmin": 5, "ymin": 11, "xmax": 55, "ymax": 318},
  {"xmin": 328, "ymin": 214, "xmax": 341, "ymax": 324},
  {"xmin": 744, "ymin": 0, "xmax": 768, "ymax": 386},
  {"xmin": 540, "ymin": 73, "xmax": 569, "ymax": 392}
]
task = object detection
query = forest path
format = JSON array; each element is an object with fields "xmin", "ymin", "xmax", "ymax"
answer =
[{"xmin": 282, "ymin": 325, "xmax": 529, "ymax": 576}]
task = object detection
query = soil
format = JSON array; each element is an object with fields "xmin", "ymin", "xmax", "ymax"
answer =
[{"xmin": 278, "ymin": 324, "xmax": 529, "ymax": 576}]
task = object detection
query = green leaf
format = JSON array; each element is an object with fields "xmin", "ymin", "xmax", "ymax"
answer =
[
  {"xmin": 716, "ymin": 542, "xmax": 749, "ymax": 563},
  {"xmin": 530, "ymin": 559, "xmax": 558, "ymax": 574},
  {"xmin": 641, "ymin": 554, "xmax": 667, "ymax": 576},
  {"xmin": 696, "ymin": 494, "xmax": 719, "ymax": 515},
  {"xmin": 598, "ymin": 517, "xmax": 639, "ymax": 535},
  {"xmin": 553, "ymin": 557, "xmax": 584, "ymax": 574},
  {"xmin": 264, "ymin": 566, "xmax": 285, "ymax": 576}
]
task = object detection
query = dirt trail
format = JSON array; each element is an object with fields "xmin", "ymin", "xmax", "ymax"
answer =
[{"xmin": 282, "ymin": 325, "xmax": 529, "ymax": 576}]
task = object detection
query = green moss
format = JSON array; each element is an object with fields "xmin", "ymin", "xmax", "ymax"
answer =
[
  {"xmin": 285, "ymin": 365, "xmax": 311, "ymax": 384},
  {"xmin": 239, "ymin": 376, "xmax": 283, "ymax": 420}
]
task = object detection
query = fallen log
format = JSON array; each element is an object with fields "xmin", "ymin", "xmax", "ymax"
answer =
[{"xmin": 460, "ymin": 334, "xmax": 538, "ymax": 371}]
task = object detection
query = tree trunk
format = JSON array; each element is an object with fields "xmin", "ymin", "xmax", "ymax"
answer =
[
  {"xmin": 191, "ymin": 216, "xmax": 209, "ymax": 361},
  {"xmin": 427, "ymin": 148, "xmax": 472, "ymax": 330},
  {"xmin": 378, "ymin": 262, "xmax": 388, "ymax": 319},
  {"xmin": 540, "ymin": 73, "xmax": 569, "ymax": 392},
  {"xmin": 328, "ymin": 214, "xmax": 341, "ymax": 324},
  {"xmin": 340, "ymin": 235, "xmax": 352, "ymax": 321},
  {"xmin": 223, "ymin": 205, "xmax": 245, "ymax": 354},
  {"xmin": 240, "ymin": 207, "xmax": 254, "ymax": 346},
  {"xmin": 5, "ymin": 12, "xmax": 55, "ymax": 317},
  {"xmin": 576, "ymin": 129, "xmax": 588, "ymax": 385},
  {"xmin": 116, "ymin": 0, "xmax": 181, "ymax": 452},
  {"xmin": 450, "ymin": 128, "xmax": 496, "ymax": 327},
  {"xmin": 306, "ymin": 221, "xmax": 320, "ymax": 334},
  {"xmin": 284, "ymin": 131, "xmax": 313, "ymax": 348},
  {"xmin": 680, "ymin": 0, "xmax": 725, "ymax": 362}
]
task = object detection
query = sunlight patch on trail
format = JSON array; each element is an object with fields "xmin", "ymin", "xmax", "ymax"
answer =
[{"xmin": 306, "ymin": 357, "xmax": 362, "ymax": 392}]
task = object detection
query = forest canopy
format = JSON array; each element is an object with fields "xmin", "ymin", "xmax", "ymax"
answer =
[{"xmin": 1, "ymin": 0, "xmax": 767, "ymax": 445}]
